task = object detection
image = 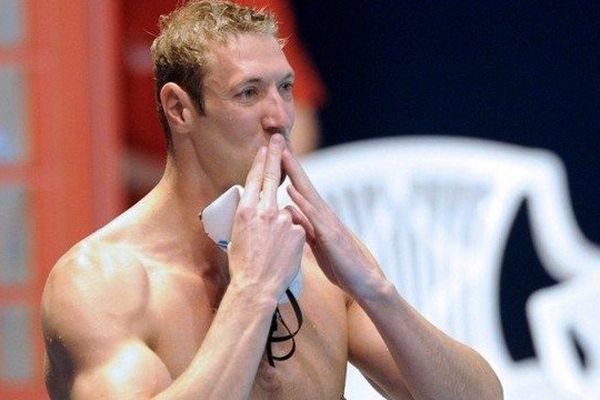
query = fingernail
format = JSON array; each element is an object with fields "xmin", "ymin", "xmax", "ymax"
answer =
[{"xmin": 271, "ymin": 134, "xmax": 283, "ymax": 145}]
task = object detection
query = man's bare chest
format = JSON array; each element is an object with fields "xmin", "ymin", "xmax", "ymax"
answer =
[{"xmin": 146, "ymin": 265, "xmax": 349, "ymax": 398}]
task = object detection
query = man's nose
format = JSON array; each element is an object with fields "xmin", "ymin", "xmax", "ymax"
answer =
[{"xmin": 262, "ymin": 90, "xmax": 293, "ymax": 134}]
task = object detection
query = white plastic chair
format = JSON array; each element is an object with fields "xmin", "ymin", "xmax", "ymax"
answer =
[
  {"xmin": 527, "ymin": 269, "xmax": 600, "ymax": 400},
  {"xmin": 298, "ymin": 136, "xmax": 600, "ymax": 399}
]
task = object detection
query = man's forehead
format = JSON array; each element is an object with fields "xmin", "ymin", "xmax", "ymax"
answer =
[
  {"xmin": 209, "ymin": 33, "xmax": 285, "ymax": 63},
  {"xmin": 205, "ymin": 33, "xmax": 293, "ymax": 86}
]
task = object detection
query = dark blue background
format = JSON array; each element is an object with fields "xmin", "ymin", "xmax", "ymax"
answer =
[{"xmin": 292, "ymin": 1, "xmax": 600, "ymax": 361}]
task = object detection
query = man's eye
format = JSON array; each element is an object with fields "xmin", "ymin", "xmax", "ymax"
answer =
[
  {"xmin": 279, "ymin": 82, "xmax": 294, "ymax": 100},
  {"xmin": 238, "ymin": 87, "xmax": 258, "ymax": 101}
]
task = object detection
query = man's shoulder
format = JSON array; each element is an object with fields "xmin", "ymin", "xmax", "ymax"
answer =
[
  {"xmin": 48, "ymin": 236, "xmax": 147, "ymax": 287},
  {"xmin": 41, "ymin": 237, "xmax": 151, "ymax": 337}
]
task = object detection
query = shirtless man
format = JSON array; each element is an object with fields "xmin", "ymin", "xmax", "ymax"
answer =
[{"xmin": 41, "ymin": 1, "xmax": 503, "ymax": 399}]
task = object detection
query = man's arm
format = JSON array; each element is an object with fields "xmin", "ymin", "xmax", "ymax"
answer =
[
  {"xmin": 42, "ymin": 137, "xmax": 305, "ymax": 400},
  {"xmin": 41, "ymin": 245, "xmax": 278, "ymax": 400},
  {"xmin": 282, "ymin": 147, "xmax": 504, "ymax": 400},
  {"xmin": 42, "ymin": 246, "xmax": 173, "ymax": 399}
]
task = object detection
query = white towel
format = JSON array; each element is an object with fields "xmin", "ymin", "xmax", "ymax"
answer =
[{"xmin": 200, "ymin": 185, "xmax": 302, "ymax": 303}]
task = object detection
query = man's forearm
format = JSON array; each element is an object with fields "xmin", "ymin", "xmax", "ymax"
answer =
[
  {"xmin": 154, "ymin": 283, "xmax": 277, "ymax": 400},
  {"xmin": 357, "ymin": 280, "xmax": 503, "ymax": 400}
]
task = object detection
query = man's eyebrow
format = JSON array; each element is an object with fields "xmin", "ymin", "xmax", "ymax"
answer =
[
  {"xmin": 226, "ymin": 78, "xmax": 261, "ymax": 95},
  {"xmin": 281, "ymin": 72, "xmax": 295, "ymax": 82},
  {"xmin": 232, "ymin": 72, "xmax": 294, "ymax": 89},
  {"xmin": 232, "ymin": 77, "xmax": 263, "ymax": 88}
]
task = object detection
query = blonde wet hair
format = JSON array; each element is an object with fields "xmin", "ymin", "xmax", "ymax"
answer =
[{"xmin": 150, "ymin": 0, "xmax": 280, "ymax": 146}]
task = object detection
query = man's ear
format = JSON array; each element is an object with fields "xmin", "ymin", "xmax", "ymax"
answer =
[{"xmin": 159, "ymin": 82, "xmax": 196, "ymax": 132}]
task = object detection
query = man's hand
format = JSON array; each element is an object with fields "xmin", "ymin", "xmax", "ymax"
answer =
[
  {"xmin": 228, "ymin": 135, "xmax": 306, "ymax": 301},
  {"xmin": 282, "ymin": 148, "xmax": 387, "ymax": 301}
]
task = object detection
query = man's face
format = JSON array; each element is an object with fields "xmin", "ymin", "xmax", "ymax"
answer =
[{"xmin": 197, "ymin": 33, "xmax": 296, "ymax": 190}]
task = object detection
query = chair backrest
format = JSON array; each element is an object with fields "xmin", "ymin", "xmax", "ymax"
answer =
[
  {"xmin": 299, "ymin": 136, "xmax": 600, "ymax": 386},
  {"xmin": 527, "ymin": 269, "xmax": 600, "ymax": 399}
]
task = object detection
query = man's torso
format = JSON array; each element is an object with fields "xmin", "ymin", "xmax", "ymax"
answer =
[{"xmin": 45, "ymin": 233, "xmax": 350, "ymax": 399}]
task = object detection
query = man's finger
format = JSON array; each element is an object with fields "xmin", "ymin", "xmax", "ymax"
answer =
[
  {"xmin": 284, "ymin": 204, "xmax": 315, "ymax": 243},
  {"xmin": 282, "ymin": 148, "xmax": 322, "ymax": 206},
  {"xmin": 240, "ymin": 146, "xmax": 267, "ymax": 207},
  {"xmin": 287, "ymin": 182, "xmax": 321, "ymax": 221},
  {"xmin": 260, "ymin": 134, "xmax": 284, "ymax": 208}
]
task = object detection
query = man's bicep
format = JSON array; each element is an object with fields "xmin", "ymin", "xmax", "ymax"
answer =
[
  {"xmin": 41, "ymin": 255, "xmax": 171, "ymax": 399},
  {"xmin": 70, "ymin": 340, "xmax": 172, "ymax": 400},
  {"xmin": 347, "ymin": 301, "xmax": 413, "ymax": 400}
]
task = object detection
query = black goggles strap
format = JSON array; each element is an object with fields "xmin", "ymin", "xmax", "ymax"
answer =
[{"xmin": 266, "ymin": 289, "xmax": 303, "ymax": 367}]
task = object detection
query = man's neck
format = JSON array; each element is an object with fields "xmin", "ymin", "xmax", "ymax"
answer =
[{"xmin": 129, "ymin": 154, "xmax": 229, "ymax": 278}]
